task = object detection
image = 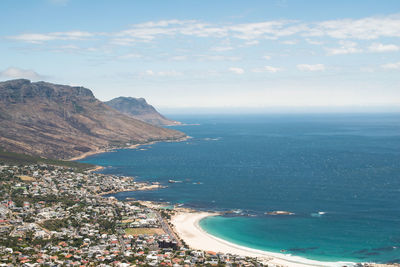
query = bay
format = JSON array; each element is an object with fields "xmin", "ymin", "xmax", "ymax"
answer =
[{"xmin": 80, "ymin": 114, "xmax": 400, "ymax": 263}]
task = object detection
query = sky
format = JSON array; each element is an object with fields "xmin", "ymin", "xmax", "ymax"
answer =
[{"xmin": 0, "ymin": 0, "xmax": 400, "ymax": 113}]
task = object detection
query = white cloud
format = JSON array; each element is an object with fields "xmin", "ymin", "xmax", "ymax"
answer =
[
  {"xmin": 252, "ymin": 66, "xmax": 282, "ymax": 73},
  {"xmin": 110, "ymin": 37, "xmax": 139, "ymax": 46},
  {"xmin": 170, "ymin": 55, "xmax": 188, "ymax": 61},
  {"xmin": 229, "ymin": 67, "xmax": 245, "ymax": 74},
  {"xmin": 8, "ymin": 14, "xmax": 400, "ymax": 46},
  {"xmin": 8, "ymin": 33, "xmax": 55, "ymax": 43},
  {"xmin": 381, "ymin": 61, "xmax": 400, "ymax": 70},
  {"xmin": 306, "ymin": 15, "xmax": 400, "ymax": 40},
  {"xmin": 116, "ymin": 27, "xmax": 175, "ymax": 41},
  {"xmin": 281, "ymin": 40, "xmax": 298, "ymax": 45},
  {"xmin": 142, "ymin": 70, "xmax": 183, "ymax": 77},
  {"xmin": 134, "ymin": 19, "xmax": 194, "ymax": 28},
  {"xmin": 263, "ymin": 55, "xmax": 271, "ymax": 60},
  {"xmin": 306, "ymin": 38, "xmax": 324, "ymax": 45},
  {"xmin": 211, "ymin": 46, "xmax": 234, "ymax": 52},
  {"xmin": 0, "ymin": 67, "xmax": 45, "ymax": 80},
  {"xmin": 244, "ymin": 40, "xmax": 259, "ymax": 46},
  {"xmin": 326, "ymin": 41, "xmax": 362, "ymax": 55},
  {"xmin": 368, "ymin": 43, "xmax": 400, "ymax": 53},
  {"xmin": 297, "ymin": 64, "xmax": 325, "ymax": 71},
  {"xmin": 196, "ymin": 55, "xmax": 241, "ymax": 61},
  {"xmin": 114, "ymin": 15, "xmax": 400, "ymax": 42},
  {"xmin": 58, "ymin": 44, "xmax": 80, "ymax": 50},
  {"xmin": 115, "ymin": 20, "xmax": 228, "ymax": 42},
  {"xmin": 327, "ymin": 46, "xmax": 361, "ymax": 55},
  {"xmin": 118, "ymin": 53, "xmax": 142, "ymax": 59},
  {"xmin": 47, "ymin": 45, "xmax": 103, "ymax": 55},
  {"xmin": 113, "ymin": 19, "xmax": 304, "ymax": 43},
  {"xmin": 158, "ymin": 70, "xmax": 183, "ymax": 77},
  {"xmin": 8, "ymin": 31, "xmax": 93, "ymax": 44},
  {"xmin": 145, "ymin": 70, "xmax": 155, "ymax": 76},
  {"xmin": 228, "ymin": 20, "xmax": 301, "ymax": 40}
]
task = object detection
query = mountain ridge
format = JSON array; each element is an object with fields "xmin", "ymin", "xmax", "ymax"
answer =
[
  {"xmin": 105, "ymin": 96, "xmax": 181, "ymax": 126},
  {"xmin": 0, "ymin": 79, "xmax": 186, "ymax": 159}
]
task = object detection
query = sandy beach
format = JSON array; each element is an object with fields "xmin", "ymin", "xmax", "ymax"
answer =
[
  {"xmin": 66, "ymin": 142, "xmax": 157, "ymax": 162},
  {"xmin": 171, "ymin": 212, "xmax": 356, "ymax": 267},
  {"xmin": 87, "ymin": 165, "xmax": 105, "ymax": 172},
  {"xmin": 68, "ymin": 148, "xmax": 111, "ymax": 161}
]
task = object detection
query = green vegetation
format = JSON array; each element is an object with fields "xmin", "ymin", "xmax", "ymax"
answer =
[
  {"xmin": 160, "ymin": 210, "xmax": 171, "ymax": 220},
  {"xmin": 98, "ymin": 218, "xmax": 117, "ymax": 233},
  {"xmin": 11, "ymin": 193, "xmax": 79, "ymax": 208},
  {"xmin": 41, "ymin": 219, "xmax": 71, "ymax": 231},
  {"xmin": 0, "ymin": 148, "xmax": 94, "ymax": 171},
  {"xmin": 125, "ymin": 228, "xmax": 164, "ymax": 235}
]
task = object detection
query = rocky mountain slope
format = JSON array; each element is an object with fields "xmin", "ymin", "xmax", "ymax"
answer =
[
  {"xmin": 0, "ymin": 79, "xmax": 185, "ymax": 159},
  {"xmin": 105, "ymin": 97, "xmax": 180, "ymax": 126}
]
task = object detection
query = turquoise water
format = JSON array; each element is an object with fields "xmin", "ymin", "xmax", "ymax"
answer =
[{"xmin": 80, "ymin": 114, "xmax": 400, "ymax": 263}]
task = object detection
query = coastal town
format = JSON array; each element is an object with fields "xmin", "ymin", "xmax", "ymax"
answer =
[
  {"xmin": 0, "ymin": 163, "xmax": 398, "ymax": 267},
  {"xmin": 0, "ymin": 163, "xmax": 267, "ymax": 266}
]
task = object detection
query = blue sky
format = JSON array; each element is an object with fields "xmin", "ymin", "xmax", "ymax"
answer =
[{"xmin": 1, "ymin": 0, "xmax": 400, "ymax": 112}]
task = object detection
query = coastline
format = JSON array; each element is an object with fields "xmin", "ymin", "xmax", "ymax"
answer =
[
  {"xmin": 87, "ymin": 165, "xmax": 105, "ymax": 172},
  {"xmin": 170, "ymin": 211, "xmax": 357, "ymax": 267},
  {"xmin": 68, "ymin": 136, "xmax": 189, "ymax": 162},
  {"xmin": 69, "ymin": 148, "xmax": 111, "ymax": 161},
  {"xmin": 67, "ymin": 143, "xmax": 147, "ymax": 161},
  {"xmin": 71, "ymin": 136, "xmax": 384, "ymax": 266},
  {"xmin": 97, "ymin": 183, "xmax": 167, "ymax": 196}
]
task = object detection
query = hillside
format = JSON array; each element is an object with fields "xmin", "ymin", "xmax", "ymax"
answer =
[
  {"xmin": 0, "ymin": 148, "xmax": 94, "ymax": 171},
  {"xmin": 0, "ymin": 79, "xmax": 186, "ymax": 159},
  {"xmin": 105, "ymin": 97, "xmax": 181, "ymax": 126}
]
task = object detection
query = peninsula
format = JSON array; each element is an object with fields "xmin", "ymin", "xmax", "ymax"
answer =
[
  {"xmin": 105, "ymin": 96, "xmax": 181, "ymax": 126},
  {"xmin": 0, "ymin": 79, "xmax": 185, "ymax": 160}
]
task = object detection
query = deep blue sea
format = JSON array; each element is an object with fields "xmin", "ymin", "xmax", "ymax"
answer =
[{"xmin": 80, "ymin": 114, "xmax": 400, "ymax": 263}]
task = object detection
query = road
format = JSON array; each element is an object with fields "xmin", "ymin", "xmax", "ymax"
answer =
[
  {"xmin": 118, "ymin": 234, "xmax": 126, "ymax": 254},
  {"xmin": 155, "ymin": 211, "xmax": 182, "ymax": 247}
]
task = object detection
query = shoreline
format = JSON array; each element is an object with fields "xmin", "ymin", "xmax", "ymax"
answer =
[
  {"xmin": 170, "ymin": 211, "xmax": 357, "ymax": 267},
  {"xmin": 69, "ymin": 148, "xmax": 111, "ymax": 161},
  {"xmin": 87, "ymin": 165, "xmax": 105, "ymax": 172},
  {"xmin": 97, "ymin": 184, "xmax": 167, "ymax": 196},
  {"xmin": 68, "ymin": 136, "xmax": 189, "ymax": 162},
  {"xmin": 74, "ymin": 137, "xmax": 382, "ymax": 266}
]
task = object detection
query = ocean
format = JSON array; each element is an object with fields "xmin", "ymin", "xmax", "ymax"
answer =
[{"xmin": 80, "ymin": 114, "xmax": 400, "ymax": 263}]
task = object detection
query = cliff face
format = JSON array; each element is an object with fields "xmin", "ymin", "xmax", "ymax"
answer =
[
  {"xmin": 0, "ymin": 79, "xmax": 186, "ymax": 159},
  {"xmin": 105, "ymin": 97, "xmax": 180, "ymax": 126}
]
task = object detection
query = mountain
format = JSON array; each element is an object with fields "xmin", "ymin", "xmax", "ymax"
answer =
[
  {"xmin": 0, "ymin": 79, "xmax": 186, "ymax": 159},
  {"xmin": 105, "ymin": 97, "xmax": 181, "ymax": 126}
]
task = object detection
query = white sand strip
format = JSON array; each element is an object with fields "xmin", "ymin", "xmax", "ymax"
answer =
[{"xmin": 171, "ymin": 211, "xmax": 356, "ymax": 267}]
